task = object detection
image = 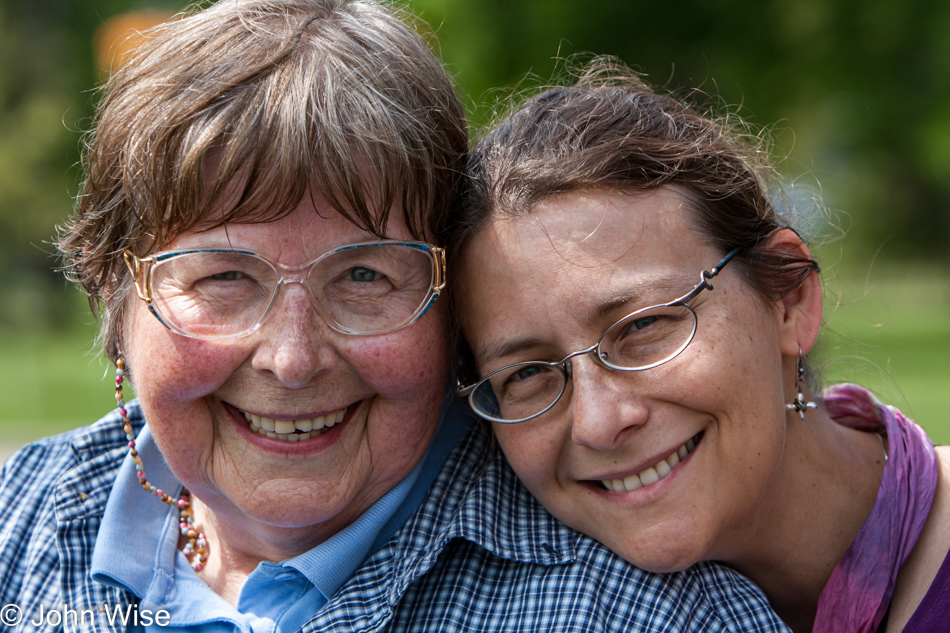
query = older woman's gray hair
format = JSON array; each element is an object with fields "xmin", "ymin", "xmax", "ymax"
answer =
[{"xmin": 60, "ymin": 0, "xmax": 467, "ymax": 364}]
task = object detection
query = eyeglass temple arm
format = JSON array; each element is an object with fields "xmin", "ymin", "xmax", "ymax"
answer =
[
  {"xmin": 677, "ymin": 247, "xmax": 741, "ymax": 304},
  {"xmin": 123, "ymin": 251, "xmax": 154, "ymax": 303},
  {"xmin": 707, "ymin": 247, "xmax": 741, "ymax": 279},
  {"xmin": 432, "ymin": 247, "xmax": 447, "ymax": 293},
  {"xmin": 455, "ymin": 379, "xmax": 477, "ymax": 397}
]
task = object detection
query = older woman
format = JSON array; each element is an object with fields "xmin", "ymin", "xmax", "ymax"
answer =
[
  {"xmin": 0, "ymin": 4, "xmax": 791, "ymax": 633},
  {"xmin": 453, "ymin": 60, "xmax": 950, "ymax": 633}
]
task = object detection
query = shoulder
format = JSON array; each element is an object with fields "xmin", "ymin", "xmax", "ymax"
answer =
[
  {"xmin": 381, "ymin": 424, "xmax": 788, "ymax": 631},
  {"xmin": 1, "ymin": 403, "xmax": 141, "ymax": 497},
  {"xmin": 888, "ymin": 445, "xmax": 950, "ymax": 631},
  {"xmin": 0, "ymin": 404, "xmax": 143, "ymax": 606},
  {"xmin": 389, "ymin": 538, "xmax": 787, "ymax": 631}
]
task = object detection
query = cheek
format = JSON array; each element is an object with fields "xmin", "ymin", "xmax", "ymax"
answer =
[
  {"xmin": 123, "ymin": 302, "xmax": 245, "ymax": 405},
  {"xmin": 493, "ymin": 422, "xmax": 565, "ymax": 494},
  {"xmin": 350, "ymin": 311, "xmax": 449, "ymax": 403}
]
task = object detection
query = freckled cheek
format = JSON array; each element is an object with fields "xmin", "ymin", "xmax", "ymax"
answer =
[
  {"xmin": 495, "ymin": 425, "xmax": 564, "ymax": 493},
  {"xmin": 350, "ymin": 328, "xmax": 448, "ymax": 402},
  {"xmin": 126, "ymin": 327, "xmax": 246, "ymax": 404}
]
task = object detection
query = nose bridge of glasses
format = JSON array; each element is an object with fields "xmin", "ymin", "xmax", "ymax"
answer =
[
  {"xmin": 270, "ymin": 271, "xmax": 326, "ymax": 324},
  {"xmin": 271, "ymin": 257, "xmax": 317, "ymax": 282},
  {"xmin": 268, "ymin": 257, "xmax": 326, "ymax": 303},
  {"xmin": 558, "ymin": 343, "xmax": 608, "ymax": 378}
]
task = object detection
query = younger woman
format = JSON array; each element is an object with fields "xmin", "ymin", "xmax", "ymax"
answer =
[{"xmin": 452, "ymin": 60, "xmax": 950, "ymax": 632}]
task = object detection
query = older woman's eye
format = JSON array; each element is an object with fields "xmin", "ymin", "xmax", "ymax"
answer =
[
  {"xmin": 208, "ymin": 270, "xmax": 248, "ymax": 282},
  {"xmin": 348, "ymin": 266, "xmax": 382, "ymax": 282}
]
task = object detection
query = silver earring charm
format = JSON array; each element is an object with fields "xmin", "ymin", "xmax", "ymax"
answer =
[{"xmin": 786, "ymin": 349, "xmax": 817, "ymax": 420}]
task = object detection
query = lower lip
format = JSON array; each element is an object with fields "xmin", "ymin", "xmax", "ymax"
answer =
[
  {"xmin": 588, "ymin": 434, "xmax": 701, "ymax": 505},
  {"xmin": 225, "ymin": 402, "xmax": 357, "ymax": 455}
]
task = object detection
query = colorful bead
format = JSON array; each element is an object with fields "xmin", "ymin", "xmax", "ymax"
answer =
[{"xmin": 116, "ymin": 353, "xmax": 208, "ymax": 573}]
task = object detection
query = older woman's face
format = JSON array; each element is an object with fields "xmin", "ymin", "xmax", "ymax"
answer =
[
  {"xmin": 124, "ymin": 191, "xmax": 447, "ymax": 544},
  {"xmin": 460, "ymin": 187, "xmax": 794, "ymax": 572}
]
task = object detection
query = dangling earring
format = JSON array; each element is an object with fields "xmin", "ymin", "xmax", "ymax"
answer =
[
  {"xmin": 115, "ymin": 354, "xmax": 208, "ymax": 572},
  {"xmin": 786, "ymin": 347, "xmax": 817, "ymax": 420}
]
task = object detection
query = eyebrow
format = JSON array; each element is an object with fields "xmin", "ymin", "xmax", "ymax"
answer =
[
  {"xmin": 585, "ymin": 274, "xmax": 692, "ymax": 324},
  {"xmin": 472, "ymin": 273, "xmax": 694, "ymax": 370},
  {"xmin": 473, "ymin": 336, "xmax": 551, "ymax": 371}
]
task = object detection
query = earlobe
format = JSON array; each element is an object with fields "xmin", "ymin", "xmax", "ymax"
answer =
[{"xmin": 769, "ymin": 228, "xmax": 823, "ymax": 356}]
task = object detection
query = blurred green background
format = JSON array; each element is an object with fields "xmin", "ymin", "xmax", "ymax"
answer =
[{"xmin": 1, "ymin": 0, "xmax": 947, "ymax": 455}]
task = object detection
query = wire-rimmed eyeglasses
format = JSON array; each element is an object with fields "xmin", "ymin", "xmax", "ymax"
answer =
[
  {"xmin": 456, "ymin": 248, "xmax": 740, "ymax": 424},
  {"xmin": 124, "ymin": 240, "xmax": 446, "ymax": 340}
]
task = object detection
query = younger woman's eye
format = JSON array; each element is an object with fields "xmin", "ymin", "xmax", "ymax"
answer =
[
  {"xmin": 631, "ymin": 315, "xmax": 659, "ymax": 330},
  {"xmin": 509, "ymin": 364, "xmax": 546, "ymax": 382},
  {"xmin": 348, "ymin": 267, "xmax": 382, "ymax": 282}
]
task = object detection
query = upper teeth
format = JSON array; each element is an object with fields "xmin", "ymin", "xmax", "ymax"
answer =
[
  {"xmin": 243, "ymin": 408, "xmax": 346, "ymax": 441},
  {"xmin": 602, "ymin": 436, "xmax": 697, "ymax": 493}
]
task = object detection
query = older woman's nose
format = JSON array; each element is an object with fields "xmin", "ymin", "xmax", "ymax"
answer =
[
  {"xmin": 253, "ymin": 283, "xmax": 338, "ymax": 388},
  {"xmin": 569, "ymin": 360, "xmax": 649, "ymax": 451}
]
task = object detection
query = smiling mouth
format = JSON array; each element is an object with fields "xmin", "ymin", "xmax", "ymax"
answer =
[
  {"xmin": 600, "ymin": 432, "xmax": 702, "ymax": 493},
  {"xmin": 242, "ymin": 407, "xmax": 347, "ymax": 442}
]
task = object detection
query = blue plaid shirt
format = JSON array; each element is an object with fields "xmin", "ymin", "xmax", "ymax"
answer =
[{"xmin": 1, "ymin": 403, "xmax": 789, "ymax": 632}]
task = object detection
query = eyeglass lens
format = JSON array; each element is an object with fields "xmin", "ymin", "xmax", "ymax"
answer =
[
  {"xmin": 470, "ymin": 304, "xmax": 697, "ymax": 422},
  {"xmin": 148, "ymin": 244, "xmax": 436, "ymax": 338}
]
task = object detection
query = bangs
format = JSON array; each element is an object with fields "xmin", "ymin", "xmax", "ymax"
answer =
[
  {"xmin": 111, "ymin": 1, "xmax": 455, "ymax": 247},
  {"xmin": 60, "ymin": 0, "xmax": 467, "ymax": 364}
]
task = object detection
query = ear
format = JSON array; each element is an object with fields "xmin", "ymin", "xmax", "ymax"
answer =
[{"xmin": 769, "ymin": 228, "xmax": 822, "ymax": 356}]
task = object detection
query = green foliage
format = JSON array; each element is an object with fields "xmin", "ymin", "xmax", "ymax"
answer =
[
  {"xmin": 818, "ymin": 260, "xmax": 950, "ymax": 442},
  {"xmin": 2, "ymin": 0, "xmax": 949, "ymax": 324},
  {"xmin": 0, "ymin": 0, "xmax": 947, "ymax": 451},
  {"xmin": 413, "ymin": 0, "xmax": 950, "ymax": 262}
]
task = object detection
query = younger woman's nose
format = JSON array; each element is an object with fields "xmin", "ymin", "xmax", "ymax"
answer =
[{"xmin": 569, "ymin": 359, "xmax": 650, "ymax": 451}]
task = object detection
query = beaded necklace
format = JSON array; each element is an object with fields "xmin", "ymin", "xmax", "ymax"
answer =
[{"xmin": 115, "ymin": 356, "xmax": 208, "ymax": 572}]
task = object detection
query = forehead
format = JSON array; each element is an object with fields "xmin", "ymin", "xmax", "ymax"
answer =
[
  {"xmin": 459, "ymin": 188, "xmax": 718, "ymax": 358},
  {"xmin": 163, "ymin": 187, "xmax": 412, "ymax": 260},
  {"xmin": 153, "ymin": 151, "xmax": 413, "ymax": 249},
  {"xmin": 465, "ymin": 187, "xmax": 712, "ymax": 290}
]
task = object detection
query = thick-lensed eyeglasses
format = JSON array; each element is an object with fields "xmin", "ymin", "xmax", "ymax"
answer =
[
  {"xmin": 124, "ymin": 241, "xmax": 446, "ymax": 339},
  {"xmin": 456, "ymin": 248, "xmax": 740, "ymax": 424}
]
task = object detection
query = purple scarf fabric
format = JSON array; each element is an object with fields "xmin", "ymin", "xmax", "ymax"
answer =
[{"xmin": 814, "ymin": 384, "xmax": 938, "ymax": 633}]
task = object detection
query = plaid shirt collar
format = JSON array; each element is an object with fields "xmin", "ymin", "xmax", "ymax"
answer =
[
  {"xmin": 45, "ymin": 403, "xmax": 577, "ymax": 631},
  {"xmin": 29, "ymin": 403, "xmax": 788, "ymax": 632}
]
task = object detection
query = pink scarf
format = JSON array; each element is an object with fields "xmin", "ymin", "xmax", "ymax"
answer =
[{"xmin": 814, "ymin": 384, "xmax": 938, "ymax": 633}]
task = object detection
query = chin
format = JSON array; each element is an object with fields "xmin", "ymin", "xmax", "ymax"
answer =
[{"xmin": 602, "ymin": 530, "xmax": 712, "ymax": 574}]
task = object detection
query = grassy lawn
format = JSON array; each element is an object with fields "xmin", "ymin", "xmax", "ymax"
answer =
[
  {"xmin": 0, "ymin": 320, "xmax": 118, "ymax": 446},
  {"xmin": 1, "ymin": 265, "xmax": 948, "ymax": 454},
  {"xmin": 817, "ymin": 264, "xmax": 950, "ymax": 443}
]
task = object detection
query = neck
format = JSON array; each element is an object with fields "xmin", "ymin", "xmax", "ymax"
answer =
[
  {"xmin": 186, "ymin": 496, "xmax": 338, "ymax": 605},
  {"xmin": 721, "ymin": 409, "xmax": 886, "ymax": 632}
]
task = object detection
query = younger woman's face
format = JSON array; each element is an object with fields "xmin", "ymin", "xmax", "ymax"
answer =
[{"xmin": 459, "ymin": 187, "xmax": 793, "ymax": 571}]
